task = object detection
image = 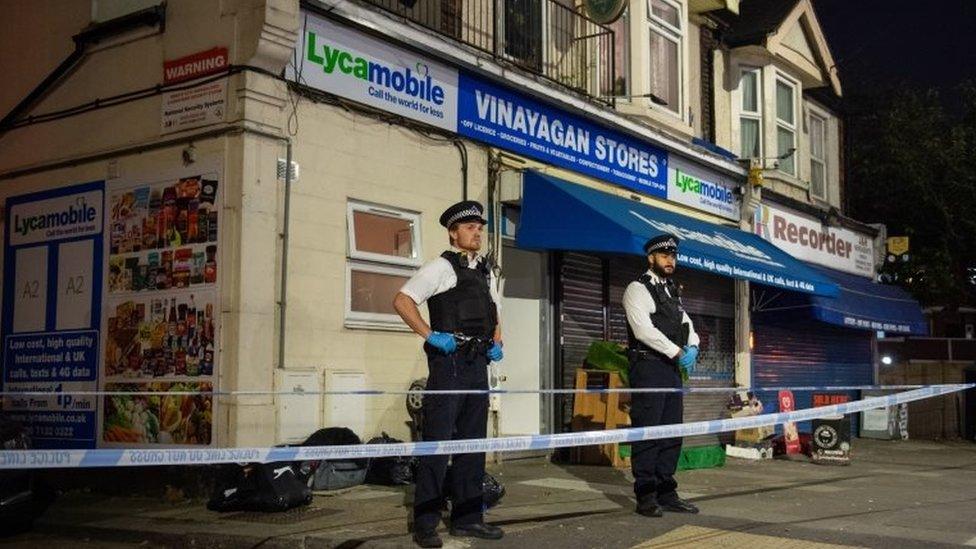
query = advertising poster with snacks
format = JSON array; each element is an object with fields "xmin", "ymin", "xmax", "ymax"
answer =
[{"xmin": 99, "ymin": 163, "xmax": 220, "ymax": 447}]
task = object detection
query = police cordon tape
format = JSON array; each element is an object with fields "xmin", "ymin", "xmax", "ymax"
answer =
[
  {"xmin": 0, "ymin": 384, "xmax": 937, "ymax": 397},
  {"xmin": 0, "ymin": 384, "xmax": 971, "ymax": 470}
]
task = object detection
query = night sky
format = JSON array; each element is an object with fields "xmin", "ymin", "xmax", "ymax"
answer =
[{"xmin": 812, "ymin": 0, "xmax": 976, "ymax": 94}]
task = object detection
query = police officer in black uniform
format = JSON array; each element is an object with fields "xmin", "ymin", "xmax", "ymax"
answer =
[
  {"xmin": 393, "ymin": 200, "xmax": 504, "ymax": 548},
  {"xmin": 623, "ymin": 234, "xmax": 701, "ymax": 517}
]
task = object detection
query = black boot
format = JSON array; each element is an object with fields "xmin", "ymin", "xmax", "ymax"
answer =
[
  {"xmin": 636, "ymin": 496, "xmax": 663, "ymax": 517},
  {"xmin": 413, "ymin": 530, "xmax": 443, "ymax": 548},
  {"xmin": 450, "ymin": 522, "xmax": 504, "ymax": 539},
  {"xmin": 658, "ymin": 494, "xmax": 699, "ymax": 514}
]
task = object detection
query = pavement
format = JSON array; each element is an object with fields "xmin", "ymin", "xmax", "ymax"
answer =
[{"xmin": 3, "ymin": 439, "xmax": 976, "ymax": 548}]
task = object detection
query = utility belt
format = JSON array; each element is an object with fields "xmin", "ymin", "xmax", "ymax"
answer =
[
  {"xmin": 453, "ymin": 333, "xmax": 493, "ymax": 360},
  {"xmin": 627, "ymin": 348, "xmax": 677, "ymax": 368}
]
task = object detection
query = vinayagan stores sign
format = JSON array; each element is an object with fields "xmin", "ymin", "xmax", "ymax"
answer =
[{"xmin": 754, "ymin": 202, "xmax": 876, "ymax": 278}]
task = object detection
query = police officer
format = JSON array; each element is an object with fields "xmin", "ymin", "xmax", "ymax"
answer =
[
  {"xmin": 623, "ymin": 233, "xmax": 700, "ymax": 517},
  {"xmin": 393, "ymin": 200, "xmax": 504, "ymax": 548}
]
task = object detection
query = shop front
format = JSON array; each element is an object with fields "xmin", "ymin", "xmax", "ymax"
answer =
[
  {"xmin": 287, "ymin": 6, "xmax": 763, "ymax": 444},
  {"xmin": 750, "ymin": 201, "xmax": 928, "ymax": 434},
  {"xmin": 515, "ymin": 172, "xmax": 838, "ymax": 451}
]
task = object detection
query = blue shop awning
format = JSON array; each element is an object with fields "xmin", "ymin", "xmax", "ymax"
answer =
[
  {"xmin": 516, "ymin": 171, "xmax": 838, "ymax": 297},
  {"xmin": 754, "ymin": 264, "xmax": 928, "ymax": 335}
]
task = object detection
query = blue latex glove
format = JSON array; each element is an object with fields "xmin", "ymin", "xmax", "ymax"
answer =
[
  {"xmin": 487, "ymin": 341, "xmax": 504, "ymax": 362},
  {"xmin": 426, "ymin": 332, "xmax": 457, "ymax": 354},
  {"xmin": 677, "ymin": 345, "xmax": 699, "ymax": 372}
]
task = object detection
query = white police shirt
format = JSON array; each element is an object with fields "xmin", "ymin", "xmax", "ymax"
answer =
[
  {"xmin": 400, "ymin": 252, "xmax": 501, "ymax": 315},
  {"xmin": 622, "ymin": 269, "xmax": 699, "ymax": 359}
]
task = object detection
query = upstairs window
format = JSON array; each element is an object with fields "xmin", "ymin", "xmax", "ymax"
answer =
[
  {"xmin": 602, "ymin": 9, "xmax": 631, "ymax": 98},
  {"xmin": 647, "ymin": 0, "xmax": 683, "ymax": 115},
  {"xmin": 738, "ymin": 67, "xmax": 762, "ymax": 160},
  {"xmin": 809, "ymin": 113, "xmax": 827, "ymax": 199},
  {"xmin": 775, "ymin": 75, "xmax": 798, "ymax": 175},
  {"xmin": 503, "ymin": 0, "xmax": 544, "ymax": 71}
]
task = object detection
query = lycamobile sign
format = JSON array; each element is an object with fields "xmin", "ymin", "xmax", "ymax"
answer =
[
  {"xmin": 287, "ymin": 14, "xmax": 458, "ymax": 131},
  {"xmin": 14, "ymin": 200, "xmax": 97, "ymax": 237},
  {"xmin": 665, "ymin": 163, "xmax": 740, "ymax": 221},
  {"xmin": 674, "ymin": 170, "xmax": 734, "ymax": 204},
  {"xmin": 305, "ymin": 32, "xmax": 445, "ymax": 105},
  {"xmin": 8, "ymin": 191, "xmax": 103, "ymax": 246}
]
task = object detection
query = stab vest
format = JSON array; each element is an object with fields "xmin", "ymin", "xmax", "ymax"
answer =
[
  {"xmin": 427, "ymin": 251, "xmax": 498, "ymax": 338},
  {"xmin": 626, "ymin": 273, "xmax": 689, "ymax": 357}
]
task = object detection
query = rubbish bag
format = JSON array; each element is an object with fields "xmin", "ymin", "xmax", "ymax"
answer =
[
  {"xmin": 482, "ymin": 472, "xmax": 505, "ymax": 509},
  {"xmin": 364, "ymin": 432, "xmax": 416, "ymax": 485},
  {"xmin": 443, "ymin": 471, "xmax": 506, "ymax": 509}
]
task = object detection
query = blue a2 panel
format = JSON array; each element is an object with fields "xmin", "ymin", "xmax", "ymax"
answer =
[{"xmin": 2, "ymin": 181, "xmax": 105, "ymax": 449}]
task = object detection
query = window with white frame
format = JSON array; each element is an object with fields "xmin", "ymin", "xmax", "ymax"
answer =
[
  {"xmin": 347, "ymin": 201, "xmax": 422, "ymax": 267},
  {"xmin": 346, "ymin": 200, "xmax": 421, "ymax": 328},
  {"xmin": 809, "ymin": 113, "xmax": 827, "ymax": 199},
  {"xmin": 647, "ymin": 0, "xmax": 682, "ymax": 115},
  {"xmin": 738, "ymin": 67, "xmax": 762, "ymax": 160},
  {"xmin": 775, "ymin": 75, "xmax": 798, "ymax": 175},
  {"xmin": 345, "ymin": 262, "xmax": 416, "ymax": 328}
]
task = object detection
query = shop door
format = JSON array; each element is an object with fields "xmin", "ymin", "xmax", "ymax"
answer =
[{"xmin": 499, "ymin": 244, "xmax": 549, "ymax": 435}]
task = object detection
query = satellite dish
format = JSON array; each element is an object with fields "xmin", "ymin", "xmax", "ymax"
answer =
[{"xmin": 584, "ymin": 0, "xmax": 627, "ymax": 24}]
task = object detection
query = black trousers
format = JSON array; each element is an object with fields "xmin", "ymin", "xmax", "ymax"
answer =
[
  {"xmin": 413, "ymin": 344, "xmax": 489, "ymax": 532},
  {"xmin": 629, "ymin": 357, "xmax": 683, "ymax": 502}
]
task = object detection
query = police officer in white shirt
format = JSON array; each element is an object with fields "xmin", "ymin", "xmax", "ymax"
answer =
[
  {"xmin": 393, "ymin": 200, "xmax": 504, "ymax": 548},
  {"xmin": 623, "ymin": 233, "xmax": 700, "ymax": 517}
]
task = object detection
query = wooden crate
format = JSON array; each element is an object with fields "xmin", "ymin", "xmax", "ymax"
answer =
[{"xmin": 570, "ymin": 369, "xmax": 631, "ymax": 468}]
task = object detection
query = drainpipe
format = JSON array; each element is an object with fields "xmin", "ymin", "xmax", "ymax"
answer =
[
  {"xmin": 278, "ymin": 138, "xmax": 293, "ymax": 370},
  {"xmin": 453, "ymin": 139, "xmax": 468, "ymax": 200}
]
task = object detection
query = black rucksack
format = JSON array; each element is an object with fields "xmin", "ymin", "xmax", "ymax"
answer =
[
  {"xmin": 364, "ymin": 432, "xmax": 416, "ymax": 485},
  {"xmin": 207, "ymin": 462, "xmax": 312, "ymax": 513}
]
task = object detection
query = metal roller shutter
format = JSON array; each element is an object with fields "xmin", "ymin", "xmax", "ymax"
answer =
[
  {"xmin": 679, "ymin": 269, "xmax": 735, "ymax": 318},
  {"xmin": 672, "ymin": 266, "xmax": 735, "ymax": 448},
  {"xmin": 753, "ymin": 318, "xmax": 874, "ymax": 435},
  {"xmin": 557, "ymin": 252, "xmax": 605, "ymax": 430}
]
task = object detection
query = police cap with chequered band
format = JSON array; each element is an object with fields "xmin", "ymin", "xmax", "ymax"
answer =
[
  {"xmin": 439, "ymin": 200, "xmax": 488, "ymax": 228},
  {"xmin": 643, "ymin": 233, "xmax": 680, "ymax": 255}
]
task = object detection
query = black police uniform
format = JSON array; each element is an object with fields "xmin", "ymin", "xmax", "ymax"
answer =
[
  {"xmin": 627, "ymin": 272, "xmax": 688, "ymax": 504},
  {"xmin": 413, "ymin": 251, "xmax": 498, "ymax": 533},
  {"xmin": 625, "ymin": 233, "xmax": 696, "ymax": 512}
]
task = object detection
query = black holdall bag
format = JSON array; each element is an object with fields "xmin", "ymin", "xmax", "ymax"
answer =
[
  {"xmin": 296, "ymin": 427, "xmax": 369, "ymax": 491},
  {"xmin": 364, "ymin": 432, "xmax": 416, "ymax": 485},
  {"xmin": 207, "ymin": 462, "xmax": 312, "ymax": 513}
]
